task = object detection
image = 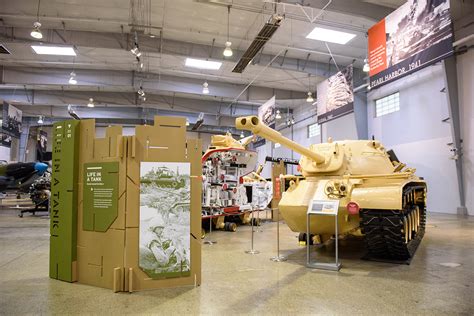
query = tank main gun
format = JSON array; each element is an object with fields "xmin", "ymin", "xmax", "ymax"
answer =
[{"xmin": 235, "ymin": 116, "xmax": 325, "ymax": 164}]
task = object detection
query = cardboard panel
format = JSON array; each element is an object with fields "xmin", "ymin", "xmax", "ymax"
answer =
[
  {"xmin": 124, "ymin": 117, "xmax": 202, "ymax": 291},
  {"xmin": 76, "ymin": 120, "xmax": 127, "ymax": 290}
]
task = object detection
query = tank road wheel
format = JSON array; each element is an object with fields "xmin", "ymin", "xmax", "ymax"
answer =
[
  {"xmin": 403, "ymin": 217, "xmax": 409, "ymax": 243},
  {"xmin": 298, "ymin": 232, "xmax": 314, "ymax": 246},
  {"xmin": 360, "ymin": 186, "xmax": 426, "ymax": 261},
  {"xmin": 224, "ymin": 222, "xmax": 237, "ymax": 232}
]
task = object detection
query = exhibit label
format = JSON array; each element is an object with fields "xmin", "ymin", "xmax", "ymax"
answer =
[
  {"xmin": 83, "ymin": 162, "xmax": 119, "ymax": 232},
  {"xmin": 368, "ymin": 0, "xmax": 453, "ymax": 89}
]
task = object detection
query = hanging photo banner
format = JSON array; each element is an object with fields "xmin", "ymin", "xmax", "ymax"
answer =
[
  {"xmin": 368, "ymin": 0, "xmax": 453, "ymax": 89},
  {"xmin": 316, "ymin": 64, "xmax": 354, "ymax": 124},
  {"xmin": 1, "ymin": 102, "xmax": 22, "ymax": 137},
  {"xmin": 254, "ymin": 95, "xmax": 275, "ymax": 148}
]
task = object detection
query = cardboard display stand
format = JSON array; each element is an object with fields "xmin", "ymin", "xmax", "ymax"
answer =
[{"xmin": 50, "ymin": 117, "xmax": 202, "ymax": 292}]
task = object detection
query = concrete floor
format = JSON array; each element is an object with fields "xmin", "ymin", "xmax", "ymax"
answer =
[{"xmin": 0, "ymin": 210, "xmax": 473, "ymax": 315}]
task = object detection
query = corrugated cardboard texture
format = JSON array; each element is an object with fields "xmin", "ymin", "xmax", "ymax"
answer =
[
  {"xmin": 73, "ymin": 117, "xmax": 201, "ymax": 292},
  {"xmin": 124, "ymin": 116, "xmax": 202, "ymax": 291}
]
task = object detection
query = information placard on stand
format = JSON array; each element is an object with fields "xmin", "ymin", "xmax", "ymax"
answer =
[{"xmin": 306, "ymin": 199, "xmax": 342, "ymax": 271}]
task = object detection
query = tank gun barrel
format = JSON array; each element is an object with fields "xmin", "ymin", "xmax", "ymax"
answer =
[{"xmin": 235, "ymin": 116, "xmax": 325, "ymax": 164}]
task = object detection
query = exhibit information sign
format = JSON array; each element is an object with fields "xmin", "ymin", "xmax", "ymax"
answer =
[
  {"xmin": 254, "ymin": 95, "xmax": 276, "ymax": 148},
  {"xmin": 368, "ymin": 0, "xmax": 453, "ymax": 89},
  {"xmin": 139, "ymin": 162, "xmax": 191, "ymax": 279},
  {"xmin": 316, "ymin": 64, "xmax": 354, "ymax": 124},
  {"xmin": 308, "ymin": 200, "xmax": 340, "ymax": 216},
  {"xmin": 83, "ymin": 162, "xmax": 119, "ymax": 232}
]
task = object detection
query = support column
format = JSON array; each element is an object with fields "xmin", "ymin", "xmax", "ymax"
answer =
[{"xmin": 442, "ymin": 56, "xmax": 467, "ymax": 216}]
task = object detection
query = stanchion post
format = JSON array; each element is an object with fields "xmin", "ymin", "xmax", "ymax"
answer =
[
  {"xmin": 203, "ymin": 215, "xmax": 217, "ymax": 245},
  {"xmin": 245, "ymin": 208, "xmax": 259, "ymax": 254},
  {"xmin": 270, "ymin": 174, "xmax": 287, "ymax": 262}
]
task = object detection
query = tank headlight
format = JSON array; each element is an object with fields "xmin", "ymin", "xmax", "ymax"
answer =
[{"xmin": 325, "ymin": 185, "xmax": 334, "ymax": 195}]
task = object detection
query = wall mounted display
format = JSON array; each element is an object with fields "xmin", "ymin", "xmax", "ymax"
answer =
[
  {"xmin": 139, "ymin": 162, "xmax": 191, "ymax": 279},
  {"xmin": 2, "ymin": 102, "xmax": 22, "ymax": 137},
  {"xmin": 254, "ymin": 96, "xmax": 275, "ymax": 148},
  {"xmin": 368, "ymin": 0, "xmax": 453, "ymax": 89},
  {"xmin": 316, "ymin": 64, "xmax": 354, "ymax": 124}
]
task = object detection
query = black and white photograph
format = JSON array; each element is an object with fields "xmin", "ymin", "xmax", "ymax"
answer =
[
  {"xmin": 2, "ymin": 102, "xmax": 22, "ymax": 137},
  {"xmin": 386, "ymin": 0, "xmax": 452, "ymax": 67},
  {"xmin": 317, "ymin": 64, "xmax": 354, "ymax": 123},
  {"xmin": 139, "ymin": 162, "xmax": 191, "ymax": 279}
]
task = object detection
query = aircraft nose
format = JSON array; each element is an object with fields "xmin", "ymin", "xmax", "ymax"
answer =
[{"xmin": 34, "ymin": 162, "xmax": 48, "ymax": 175}]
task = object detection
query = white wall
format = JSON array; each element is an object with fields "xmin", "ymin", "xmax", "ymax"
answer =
[
  {"xmin": 367, "ymin": 64, "xmax": 460, "ymax": 214},
  {"xmin": 0, "ymin": 146, "xmax": 10, "ymax": 161},
  {"xmin": 458, "ymin": 49, "xmax": 474, "ymax": 215}
]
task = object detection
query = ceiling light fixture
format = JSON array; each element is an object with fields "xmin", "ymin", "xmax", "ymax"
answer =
[
  {"xmin": 68, "ymin": 71, "xmax": 77, "ymax": 85},
  {"xmin": 240, "ymin": 130, "xmax": 245, "ymax": 139},
  {"xmin": 223, "ymin": 6, "xmax": 233, "ymax": 57},
  {"xmin": 87, "ymin": 98, "xmax": 95, "ymax": 108},
  {"xmin": 363, "ymin": 58, "xmax": 370, "ymax": 72},
  {"xmin": 31, "ymin": 45, "xmax": 76, "ymax": 56},
  {"xmin": 37, "ymin": 115, "xmax": 44, "ymax": 124},
  {"xmin": 31, "ymin": 21, "xmax": 43, "ymax": 39},
  {"xmin": 275, "ymin": 109, "xmax": 281, "ymax": 119},
  {"xmin": 223, "ymin": 41, "xmax": 233, "ymax": 57},
  {"xmin": 306, "ymin": 75, "xmax": 314, "ymax": 103},
  {"xmin": 291, "ymin": 117, "xmax": 295, "ymax": 125},
  {"xmin": 30, "ymin": 1, "xmax": 43, "ymax": 39},
  {"xmin": 306, "ymin": 27, "xmax": 356, "ymax": 45},
  {"xmin": 185, "ymin": 58, "xmax": 222, "ymax": 70},
  {"xmin": 186, "ymin": 119, "xmax": 190, "ymax": 126},
  {"xmin": 202, "ymin": 81, "xmax": 210, "ymax": 94}
]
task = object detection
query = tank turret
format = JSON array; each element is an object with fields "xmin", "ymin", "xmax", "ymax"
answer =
[{"xmin": 235, "ymin": 115, "xmax": 427, "ymax": 262}]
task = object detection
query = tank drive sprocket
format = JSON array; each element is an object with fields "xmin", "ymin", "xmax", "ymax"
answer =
[{"xmin": 360, "ymin": 186, "xmax": 426, "ymax": 261}]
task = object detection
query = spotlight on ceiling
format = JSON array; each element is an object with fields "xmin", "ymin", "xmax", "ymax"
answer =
[
  {"xmin": 202, "ymin": 81, "xmax": 209, "ymax": 94},
  {"xmin": 87, "ymin": 98, "xmax": 95, "ymax": 108},
  {"xmin": 275, "ymin": 109, "xmax": 281, "ymax": 119},
  {"xmin": 223, "ymin": 41, "xmax": 233, "ymax": 57},
  {"xmin": 306, "ymin": 92, "xmax": 314, "ymax": 103},
  {"xmin": 363, "ymin": 59, "xmax": 370, "ymax": 72},
  {"xmin": 240, "ymin": 130, "xmax": 245, "ymax": 139},
  {"xmin": 37, "ymin": 115, "xmax": 44, "ymax": 124},
  {"xmin": 30, "ymin": 21, "xmax": 43, "ymax": 39},
  {"xmin": 68, "ymin": 71, "xmax": 77, "ymax": 85}
]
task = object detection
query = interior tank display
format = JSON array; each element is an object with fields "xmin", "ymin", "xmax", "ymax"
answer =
[
  {"xmin": 201, "ymin": 132, "xmax": 272, "ymax": 232},
  {"xmin": 236, "ymin": 116, "xmax": 427, "ymax": 261}
]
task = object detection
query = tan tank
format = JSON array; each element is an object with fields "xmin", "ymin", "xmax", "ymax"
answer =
[{"xmin": 236, "ymin": 116, "xmax": 427, "ymax": 261}]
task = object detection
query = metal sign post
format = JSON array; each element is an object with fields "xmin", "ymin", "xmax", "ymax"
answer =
[{"xmin": 306, "ymin": 199, "xmax": 341, "ymax": 271}]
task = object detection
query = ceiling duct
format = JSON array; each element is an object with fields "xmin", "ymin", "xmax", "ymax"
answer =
[
  {"xmin": 192, "ymin": 112, "xmax": 205, "ymax": 130},
  {"xmin": 232, "ymin": 14, "xmax": 283, "ymax": 73}
]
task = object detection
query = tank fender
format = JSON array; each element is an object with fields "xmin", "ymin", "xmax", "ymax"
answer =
[{"xmin": 350, "ymin": 185, "xmax": 403, "ymax": 210}]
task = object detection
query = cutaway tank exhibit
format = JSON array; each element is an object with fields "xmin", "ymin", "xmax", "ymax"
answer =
[{"xmin": 236, "ymin": 116, "xmax": 427, "ymax": 261}]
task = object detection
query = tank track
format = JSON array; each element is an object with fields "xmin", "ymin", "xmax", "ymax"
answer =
[{"xmin": 360, "ymin": 186, "xmax": 426, "ymax": 261}]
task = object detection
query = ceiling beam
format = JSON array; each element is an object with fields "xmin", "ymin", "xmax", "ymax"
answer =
[{"xmin": 0, "ymin": 66, "xmax": 307, "ymax": 102}]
